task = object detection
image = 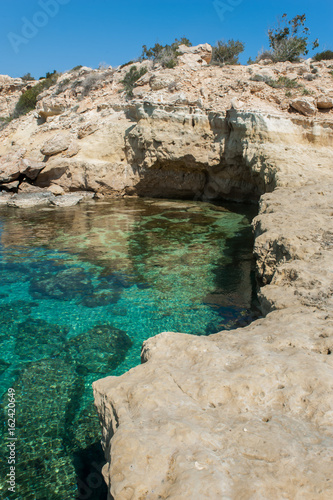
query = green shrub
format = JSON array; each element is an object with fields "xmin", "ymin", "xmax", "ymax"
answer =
[
  {"xmin": 120, "ymin": 66, "xmax": 148, "ymax": 97},
  {"xmin": 267, "ymin": 14, "xmax": 319, "ymax": 62},
  {"xmin": 141, "ymin": 37, "xmax": 192, "ymax": 68},
  {"xmin": 14, "ymin": 71, "xmax": 58, "ymax": 117},
  {"xmin": 211, "ymin": 39, "xmax": 245, "ymax": 65},
  {"xmin": 313, "ymin": 50, "xmax": 333, "ymax": 61},
  {"xmin": 21, "ymin": 73, "xmax": 35, "ymax": 82},
  {"xmin": 70, "ymin": 65, "xmax": 83, "ymax": 72}
]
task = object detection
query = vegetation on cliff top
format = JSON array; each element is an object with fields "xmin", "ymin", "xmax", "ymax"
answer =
[{"xmin": 14, "ymin": 70, "xmax": 59, "ymax": 117}]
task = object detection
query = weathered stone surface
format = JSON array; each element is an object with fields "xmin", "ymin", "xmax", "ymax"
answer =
[
  {"xmin": 149, "ymin": 73, "xmax": 176, "ymax": 91},
  {"xmin": 178, "ymin": 43, "xmax": 212, "ymax": 67},
  {"xmin": 21, "ymin": 158, "xmax": 45, "ymax": 179},
  {"xmin": 50, "ymin": 192, "xmax": 85, "ymax": 206},
  {"xmin": 317, "ymin": 95, "xmax": 333, "ymax": 109},
  {"xmin": 290, "ymin": 97, "xmax": 317, "ymax": 116},
  {"xmin": 36, "ymin": 96, "xmax": 67, "ymax": 118},
  {"xmin": 7, "ymin": 192, "xmax": 55, "ymax": 208},
  {"xmin": 41, "ymin": 133, "xmax": 72, "ymax": 156},
  {"xmin": 0, "ymin": 149, "xmax": 26, "ymax": 183}
]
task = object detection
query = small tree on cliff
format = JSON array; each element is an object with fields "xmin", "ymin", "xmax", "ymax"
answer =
[
  {"xmin": 268, "ymin": 13, "xmax": 319, "ymax": 62},
  {"xmin": 211, "ymin": 39, "xmax": 245, "ymax": 65}
]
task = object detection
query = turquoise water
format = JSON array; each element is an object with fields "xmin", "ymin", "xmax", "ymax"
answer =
[{"xmin": 0, "ymin": 198, "xmax": 257, "ymax": 499}]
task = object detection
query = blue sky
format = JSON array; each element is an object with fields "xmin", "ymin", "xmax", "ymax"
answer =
[{"xmin": 1, "ymin": 0, "xmax": 332, "ymax": 78}]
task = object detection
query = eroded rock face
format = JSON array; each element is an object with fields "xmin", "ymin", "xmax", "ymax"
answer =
[{"xmin": 41, "ymin": 133, "xmax": 72, "ymax": 156}]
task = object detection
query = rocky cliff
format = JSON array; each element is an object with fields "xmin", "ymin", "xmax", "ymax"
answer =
[{"xmin": 1, "ymin": 45, "xmax": 333, "ymax": 498}]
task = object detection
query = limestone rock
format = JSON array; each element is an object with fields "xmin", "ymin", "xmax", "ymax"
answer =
[
  {"xmin": 77, "ymin": 123, "xmax": 98, "ymax": 139},
  {"xmin": 7, "ymin": 192, "xmax": 55, "ymax": 208},
  {"xmin": 50, "ymin": 193, "xmax": 85, "ymax": 207},
  {"xmin": 47, "ymin": 183, "xmax": 65, "ymax": 195},
  {"xmin": 149, "ymin": 73, "xmax": 176, "ymax": 91},
  {"xmin": 36, "ymin": 96, "xmax": 67, "ymax": 118},
  {"xmin": 21, "ymin": 158, "xmax": 45, "ymax": 179},
  {"xmin": 290, "ymin": 97, "xmax": 317, "ymax": 116},
  {"xmin": 0, "ymin": 149, "xmax": 27, "ymax": 183},
  {"xmin": 41, "ymin": 134, "xmax": 72, "ymax": 156},
  {"xmin": 18, "ymin": 183, "xmax": 48, "ymax": 194},
  {"xmin": 178, "ymin": 43, "xmax": 212, "ymax": 68},
  {"xmin": 317, "ymin": 95, "xmax": 333, "ymax": 109},
  {"xmin": 2, "ymin": 179, "xmax": 19, "ymax": 190}
]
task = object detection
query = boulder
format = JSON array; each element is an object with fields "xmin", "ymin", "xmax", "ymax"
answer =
[
  {"xmin": 290, "ymin": 97, "xmax": 317, "ymax": 116},
  {"xmin": 178, "ymin": 43, "xmax": 212, "ymax": 68},
  {"xmin": 21, "ymin": 158, "xmax": 45, "ymax": 179},
  {"xmin": 316, "ymin": 95, "xmax": 333, "ymax": 109},
  {"xmin": 0, "ymin": 149, "xmax": 26, "ymax": 183},
  {"xmin": 18, "ymin": 183, "xmax": 49, "ymax": 194},
  {"xmin": 149, "ymin": 73, "xmax": 177, "ymax": 91},
  {"xmin": 50, "ymin": 193, "xmax": 85, "ymax": 207},
  {"xmin": 48, "ymin": 183, "xmax": 65, "ymax": 195},
  {"xmin": 41, "ymin": 134, "xmax": 72, "ymax": 156},
  {"xmin": 7, "ymin": 192, "xmax": 55, "ymax": 208},
  {"xmin": 1, "ymin": 179, "xmax": 19, "ymax": 190}
]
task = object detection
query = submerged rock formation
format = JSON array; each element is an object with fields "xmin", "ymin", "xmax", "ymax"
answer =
[{"xmin": 1, "ymin": 45, "xmax": 333, "ymax": 498}]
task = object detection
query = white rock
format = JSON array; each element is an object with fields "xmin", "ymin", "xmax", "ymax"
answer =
[{"xmin": 290, "ymin": 97, "xmax": 317, "ymax": 116}]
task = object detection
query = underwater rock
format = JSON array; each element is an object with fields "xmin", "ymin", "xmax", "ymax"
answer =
[
  {"xmin": 0, "ymin": 359, "xmax": 10, "ymax": 375},
  {"xmin": 79, "ymin": 290, "xmax": 121, "ymax": 308},
  {"xmin": 64, "ymin": 324, "xmax": 132, "ymax": 374},
  {"xmin": 29, "ymin": 267, "xmax": 94, "ymax": 300},
  {"xmin": 14, "ymin": 318, "xmax": 69, "ymax": 360}
]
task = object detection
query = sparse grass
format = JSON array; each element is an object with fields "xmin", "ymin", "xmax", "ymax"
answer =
[{"xmin": 266, "ymin": 76, "xmax": 301, "ymax": 89}]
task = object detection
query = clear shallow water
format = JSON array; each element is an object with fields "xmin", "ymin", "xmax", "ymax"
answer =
[{"xmin": 0, "ymin": 198, "xmax": 257, "ymax": 499}]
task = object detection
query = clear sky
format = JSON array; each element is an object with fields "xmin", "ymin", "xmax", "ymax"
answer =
[{"xmin": 0, "ymin": 0, "xmax": 332, "ymax": 78}]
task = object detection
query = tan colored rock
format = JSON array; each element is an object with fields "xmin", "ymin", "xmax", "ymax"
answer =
[
  {"xmin": 290, "ymin": 97, "xmax": 317, "ymax": 116},
  {"xmin": 47, "ymin": 183, "xmax": 65, "ymax": 195},
  {"xmin": 40, "ymin": 134, "xmax": 72, "ymax": 156},
  {"xmin": 21, "ymin": 158, "xmax": 45, "ymax": 179},
  {"xmin": 178, "ymin": 43, "xmax": 212, "ymax": 68},
  {"xmin": 149, "ymin": 73, "xmax": 176, "ymax": 91},
  {"xmin": 317, "ymin": 95, "xmax": 333, "ymax": 109},
  {"xmin": 0, "ymin": 149, "xmax": 27, "ymax": 183},
  {"xmin": 36, "ymin": 97, "xmax": 67, "ymax": 118},
  {"xmin": 77, "ymin": 123, "xmax": 98, "ymax": 139}
]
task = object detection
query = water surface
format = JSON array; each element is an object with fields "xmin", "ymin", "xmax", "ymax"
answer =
[{"xmin": 0, "ymin": 198, "xmax": 257, "ymax": 499}]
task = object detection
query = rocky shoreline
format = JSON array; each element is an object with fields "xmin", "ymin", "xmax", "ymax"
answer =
[
  {"xmin": 92, "ymin": 108, "xmax": 333, "ymax": 498},
  {"xmin": 1, "ymin": 45, "xmax": 333, "ymax": 498}
]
